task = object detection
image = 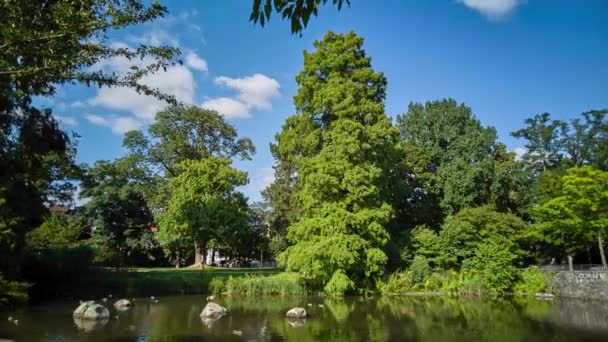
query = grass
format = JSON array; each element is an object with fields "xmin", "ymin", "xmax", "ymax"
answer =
[
  {"xmin": 29, "ymin": 267, "xmax": 284, "ymax": 301},
  {"xmin": 209, "ymin": 272, "xmax": 306, "ymax": 296}
]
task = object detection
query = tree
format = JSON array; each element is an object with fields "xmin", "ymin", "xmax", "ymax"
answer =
[
  {"xmin": 156, "ymin": 158, "xmax": 249, "ymax": 268},
  {"xmin": 511, "ymin": 113, "xmax": 566, "ymax": 173},
  {"xmin": 533, "ymin": 166, "xmax": 608, "ymax": 266},
  {"xmin": 26, "ymin": 212, "xmax": 80, "ymax": 250},
  {"xmin": 123, "ymin": 105, "xmax": 255, "ymax": 262},
  {"xmin": 0, "ymin": 0, "xmax": 178, "ymax": 282},
  {"xmin": 124, "ymin": 105, "xmax": 255, "ymax": 179},
  {"xmin": 1, "ymin": 0, "xmax": 179, "ymax": 105},
  {"xmin": 78, "ymin": 158, "xmax": 163, "ymax": 266},
  {"xmin": 277, "ymin": 31, "xmax": 397, "ymax": 295},
  {"xmin": 250, "ymin": 0, "xmax": 350, "ymax": 34},
  {"xmin": 396, "ymin": 99, "xmax": 525, "ymax": 219}
]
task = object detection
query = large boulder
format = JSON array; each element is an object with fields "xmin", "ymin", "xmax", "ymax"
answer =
[
  {"xmin": 114, "ymin": 299, "xmax": 134, "ymax": 311},
  {"xmin": 200, "ymin": 302, "xmax": 227, "ymax": 318},
  {"xmin": 73, "ymin": 301, "xmax": 110, "ymax": 320},
  {"xmin": 286, "ymin": 307, "xmax": 307, "ymax": 319}
]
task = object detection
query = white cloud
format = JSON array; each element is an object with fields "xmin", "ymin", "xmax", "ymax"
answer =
[
  {"xmin": 215, "ymin": 74, "xmax": 280, "ymax": 110},
  {"xmin": 55, "ymin": 115, "xmax": 78, "ymax": 126},
  {"xmin": 513, "ymin": 147, "xmax": 526, "ymax": 161},
  {"xmin": 85, "ymin": 113, "xmax": 107, "ymax": 125},
  {"xmin": 85, "ymin": 113, "xmax": 140, "ymax": 134},
  {"xmin": 185, "ymin": 51, "xmax": 208, "ymax": 72},
  {"xmin": 202, "ymin": 74, "xmax": 280, "ymax": 119},
  {"xmin": 459, "ymin": 0, "xmax": 524, "ymax": 20},
  {"xmin": 202, "ymin": 97, "xmax": 250, "ymax": 119},
  {"xmin": 89, "ymin": 62, "xmax": 195, "ymax": 120},
  {"xmin": 70, "ymin": 101, "xmax": 86, "ymax": 108}
]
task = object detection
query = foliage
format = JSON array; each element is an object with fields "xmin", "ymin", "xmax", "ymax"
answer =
[
  {"xmin": 409, "ymin": 256, "xmax": 431, "ymax": 286},
  {"xmin": 124, "ymin": 105, "xmax": 255, "ymax": 183},
  {"xmin": 533, "ymin": 166, "xmax": 608, "ymax": 256},
  {"xmin": 511, "ymin": 113, "xmax": 567, "ymax": 174},
  {"xmin": 377, "ymin": 272, "xmax": 412, "ymax": 294},
  {"xmin": 1, "ymin": 0, "xmax": 178, "ymax": 282},
  {"xmin": 0, "ymin": 106, "xmax": 78, "ymax": 277},
  {"xmin": 396, "ymin": 99, "xmax": 529, "ymax": 221},
  {"xmin": 0, "ymin": 275, "xmax": 27, "ymax": 306},
  {"xmin": 411, "ymin": 206, "xmax": 528, "ymax": 270},
  {"xmin": 277, "ymin": 31, "xmax": 397, "ymax": 295},
  {"xmin": 269, "ymin": 234, "xmax": 289, "ymax": 258},
  {"xmin": 78, "ymin": 158, "xmax": 163, "ymax": 266},
  {"xmin": 156, "ymin": 158, "xmax": 249, "ymax": 263},
  {"xmin": 513, "ymin": 267, "xmax": 548, "ymax": 294},
  {"xmin": 26, "ymin": 212, "xmax": 80, "ymax": 249},
  {"xmin": 250, "ymin": 0, "xmax": 350, "ymax": 34},
  {"xmin": 22, "ymin": 244, "xmax": 94, "ymax": 281},
  {"xmin": 1, "ymin": 0, "xmax": 179, "ymax": 103},
  {"xmin": 464, "ymin": 240, "xmax": 517, "ymax": 293},
  {"xmin": 512, "ymin": 110, "xmax": 608, "ymax": 173},
  {"xmin": 211, "ymin": 272, "xmax": 305, "ymax": 296}
]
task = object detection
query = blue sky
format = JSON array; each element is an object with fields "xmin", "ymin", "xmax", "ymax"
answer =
[{"xmin": 46, "ymin": 0, "xmax": 607, "ymax": 202}]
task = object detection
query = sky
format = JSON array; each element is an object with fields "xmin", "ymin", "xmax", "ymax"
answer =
[{"xmin": 44, "ymin": 0, "xmax": 608, "ymax": 202}]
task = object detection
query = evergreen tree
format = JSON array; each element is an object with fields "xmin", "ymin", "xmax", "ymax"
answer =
[{"xmin": 277, "ymin": 31, "xmax": 397, "ymax": 295}]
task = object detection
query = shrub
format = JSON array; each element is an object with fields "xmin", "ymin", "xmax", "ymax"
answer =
[
  {"xmin": 464, "ymin": 240, "xmax": 517, "ymax": 293},
  {"xmin": 26, "ymin": 212, "xmax": 79, "ymax": 249},
  {"xmin": 22, "ymin": 244, "xmax": 94, "ymax": 281},
  {"xmin": 410, "ymin": 256, "xmax": 431, "ymax": 286},
  {"xmin": 513, "ymin": 267, "xmax": 548, "ymax": 294},
  {"xmin": 324, "ymin": 270, "xmax": 355, "ymax": 296}
]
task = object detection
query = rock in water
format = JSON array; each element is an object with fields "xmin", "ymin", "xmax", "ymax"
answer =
[
  {"xmin": 200, "ymin": 302, "xmax": 227, "ymax": 318},
  {"xmin": 286, "ymin": 307, "xmax": 307, "ymax": 319},
  {"xmin": 114, "ymin": 299, "xmax": 134, "ymax": 311},
  {"xmin": 73, "ymin": 301, "xmax": 110, "ymax": 320}
]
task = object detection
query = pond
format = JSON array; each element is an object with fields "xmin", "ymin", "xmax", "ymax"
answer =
[{"xmin": 2, "ymin": 295, "xmax": 608, "ymax": 341}]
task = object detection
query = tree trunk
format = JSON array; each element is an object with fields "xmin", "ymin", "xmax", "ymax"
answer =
[
  {"xmin": 211, "ymin": 248, "xmax": 215, "ymax": 264},
  {"xmin": 598, "ymin": 233, "xmax": 607, "ymax": 268},
  {"xmin": 194, "ymin": 241, "xmax": 205, "ymax": 268},
  {"xmin": 567, "ymin": 255, "xmax": 574, "ymax": 272}
]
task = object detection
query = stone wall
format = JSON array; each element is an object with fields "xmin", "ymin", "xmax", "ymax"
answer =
[{"xmin": 551, "ymin": 271, "xmax": 608, "ymax": 300}]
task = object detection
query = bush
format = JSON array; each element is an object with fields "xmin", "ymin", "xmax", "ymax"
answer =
[
  {"xmin": 513, "ymin": 267, "xmax": 549, "ymax": 294},
  {"xmin": 0, "ymin": 274, "xmax": 27, "ymax": 306},
  {"xmin": 22, "ymin": 244, "xmax": 94, "ymax": 301},
  {"xmin": 26, "ymin": 212, "xmax": 79, "ymax": 249},
  {"xmin": 464, "ymin": 240, "xmax": 517, "ymax": 293},
  {"xmin": 323, "ymin": 270, "xmax": 355, "ymax": 296},
  {"xmin": 22, "ymin": 244, "xmax": 94, "ymax": 281},
  {"xmin": 410, "ymin": 256, "xmax": 431, "ymax": 286}
]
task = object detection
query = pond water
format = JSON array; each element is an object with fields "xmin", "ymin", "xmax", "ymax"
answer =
[{"xmin": 2, "ymin": 295, "xmax": 608, "ymax": 341}]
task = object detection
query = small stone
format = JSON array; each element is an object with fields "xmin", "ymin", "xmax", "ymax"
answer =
[
  {"xmin": 286, "ymin": 307, "xmax": 307, "ymax": 319},
  {"xmin": 73, "ymin": 301, "xmax": 110, "ymax": 320},
  {"xmin": 232, "ymin": 329, "xmax": 243, "ymax": 336},
  {"xmin": 114, "ymin": 299, "xmax": 134, "ymax": 311},
  {"xmin": 206, "ymin": 295, "xmax": 215, "ymax": 302},
  {"xmin": 200, "ymin": 302, "xmax": 227, "ymax": 318}
]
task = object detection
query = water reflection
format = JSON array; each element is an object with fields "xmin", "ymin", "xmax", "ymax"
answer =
[{"xmin": 2, "ymin": 295, "xmax": 608, "ymax": 341}]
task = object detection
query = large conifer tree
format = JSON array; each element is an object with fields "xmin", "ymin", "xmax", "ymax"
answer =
[{"xmin": 277, "ymin": 31, "xmax": 397, "ymax": 295}]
